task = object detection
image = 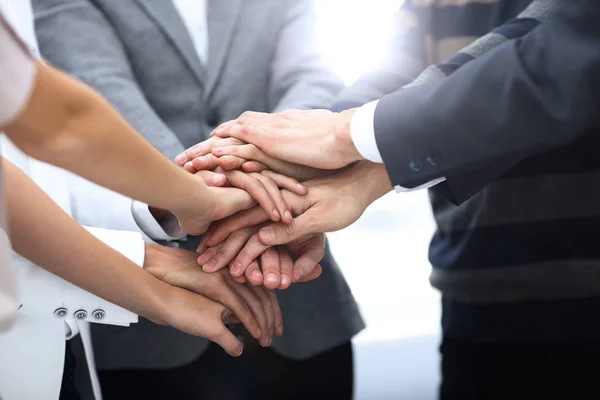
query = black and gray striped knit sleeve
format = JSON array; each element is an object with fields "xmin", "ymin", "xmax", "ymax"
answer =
[{"xmin": 406, "ymin": 0, "xmax": 554, "ymax": 88}]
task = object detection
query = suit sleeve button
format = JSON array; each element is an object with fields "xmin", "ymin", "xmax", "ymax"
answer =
[
  {"xmin": 408, "ymin": 159, "xmax": 424, "ymax": 172},
  {"xmin": 426, "ymin": 152, "xmax": 441, "ymax": 166}
]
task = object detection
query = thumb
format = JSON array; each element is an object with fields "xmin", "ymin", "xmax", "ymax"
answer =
[
  {"xmin": 209, "ymin": 324, "xmax": 244, "ymax": 357},
  {"xmin": 258, "ymin": 212, "xmax": 315, "ymax": 246}
]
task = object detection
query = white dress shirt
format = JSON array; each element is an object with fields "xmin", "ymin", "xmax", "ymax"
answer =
[
  {"xmin": 172, "ymin": 0, "xmax": 208, "ymax": 63},
  {"xmin": 350, "ymin": 99, "xmax": 446, "ymax": 191},
  {"xmin": 129, "ymin": 0, "xmax": 208, "ymax": 239}
]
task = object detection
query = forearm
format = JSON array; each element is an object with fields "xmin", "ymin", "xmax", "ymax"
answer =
[
  {"xmin": 3, "ymin": 61, "xmax": 208, "ymax": 213},
  {"xmin": 4, "ymin": 158, "xmax": 170, "ymax": 322}
]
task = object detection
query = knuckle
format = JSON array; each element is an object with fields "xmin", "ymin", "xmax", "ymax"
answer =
[{"xmin": 247, "ymin": 144, "xmax": 259, "ymax": 157}]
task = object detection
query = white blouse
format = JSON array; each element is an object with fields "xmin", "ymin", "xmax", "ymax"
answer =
[{"xmin": 0, "ymin": 8, "xmax": 35, "ymax": 331}]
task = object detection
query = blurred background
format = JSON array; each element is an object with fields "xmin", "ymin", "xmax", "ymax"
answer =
[{"xmin": 314, "ymin": 1, "xmax": 441, "ymax": 399}]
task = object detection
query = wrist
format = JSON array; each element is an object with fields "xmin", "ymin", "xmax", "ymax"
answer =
[
  {"xmin": 170, "ymin": 173, "xmax": 212, "ymax": 218},
  {"xmin": 333, "ymin": 108, "xmax": 363, "ymax": 165},
  {"xmin": 141, "ymin": 243, "xmax": 178, "ymax": 324},
  {"xmin": 355, "ymin": 162, "xmax": 393, "ymax": 206}
]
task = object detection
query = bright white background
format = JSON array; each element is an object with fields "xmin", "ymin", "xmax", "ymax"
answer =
[{"xmin": 314, "ymin": 2, "xmax": 442, "ymax": 398}]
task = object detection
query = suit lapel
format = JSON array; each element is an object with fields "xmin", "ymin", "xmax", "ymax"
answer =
[
  {"xmin": 134, "ymin": 0, "xmax": 206, "ymax": 86},
  {"xmin": 205, "ymin": 0, "xmax": 243, "ymax": 100}
]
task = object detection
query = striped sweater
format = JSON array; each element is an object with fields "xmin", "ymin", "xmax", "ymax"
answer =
[{"xmin": 339, "ymin": 0, "xmax": 600, "ymax": 343}]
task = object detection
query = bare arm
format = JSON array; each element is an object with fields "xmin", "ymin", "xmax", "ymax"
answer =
[{"xmin": 3, "ymin": 157, "xmax": 263, "ymax": 355}]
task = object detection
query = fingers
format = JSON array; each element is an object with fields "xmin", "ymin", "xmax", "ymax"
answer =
[
  {"xmin": 297, "ymin": 264, "xmax": 323, "ymax": 283},
  {"xmin": 229, "ymin": 233, "xmax": 271, "ymax": 278},
  {"xmin": 198, "ymin": 205, "xmax": 269, "ymax": 248},
  {"xmin": 277, "ymin": 247, "xmax": 293, "ymax": 290},
  {"xmin": 210, "ymin": 279, "xmax": 260, "ymax": 341},
  {"xmin": 244, "ymin": 260, "xmax": 263, "ymax": 286},
  {"xmin": 199, "ymin": 226, "xmax": 261, "ymax": 273},
  {"xmin": 259, "ymin": 248, "xmax": 281, "ymax": 289},
  {"xmin": 196, "ymin": 244, "xmax": 222, "ymax": 269},
  {"xmin": 225, "ymin": 277, "xmax": 270, "ymax": 344},
  {"xmin": 213, "ymin": 124, "xmax": 271, "ymax": 149},
  {"xmin": 222, "ymin": 170, "xmax": 285, "ymax": 223},
  {"xmin": 217, "ymin": 155, "xmax": 248, "ymax": 171},
  {"xmin": 242, "ymin": 161, "xmax": 267, "ymax": 173},
  {"xmin": 190, "ymin": 154, "xmax": 220, "ymax": 172},
  {"xmin": 175, "ymin": 136, "xmax": 243, "ymax": 166},
  {"xmin": 258, "ymin": 212, "xmax": 315, "ymax": 247},
  {"xmin": 251, "ymin": 173, "xmax": 293, "ymax": 224},
  {"xmin": 207, "ymin": 319, "xmax": 244, "ymax": 357},
  {"xmin": 246, "ymin": 284, "xmax": 276, "ymax": 346},
  {"xmin": 214, "ymin": 144, "xmax": 321, "ymax": 181},
  {"xmin": 194, "ymin": 170, "xmax": 227, "ymax": 187},
  {"xmin": 269, "ymin": 290, "xmax": 284, "ymax": 336},
  {"xmin": 290, "ymin": 234, "xmax": 326, "ymax": 282},
  {"xmin": 260, "ymin": 170, "xmax": 308, "ymax": 196},
  {"xmin": 213, "ymin": 143, "xmax": 293, "ymax": 176}
]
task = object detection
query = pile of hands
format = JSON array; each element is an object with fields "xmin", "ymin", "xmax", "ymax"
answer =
[{"xmin": 145, "ymin": 109, "xmax": 393, "ymax": 356}]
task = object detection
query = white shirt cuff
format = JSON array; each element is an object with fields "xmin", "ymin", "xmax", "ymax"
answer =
[
  {"xmin": 350, "ymin": 100, "xmax": 447, "ymax": 192},
  {"xmin": 394, "ymin": 177, "xmax": 446, "ymax": 192},
  {"xmin": 131, "ymin": 201, "xmax": 186, "ymax": 241},
  {"xmin": 0, "ymin": 14, "xmax": 35, "ymax": 127},
  {"xmin": 349, "ymin": 100, "xmax": 383, "ymax": 163}
]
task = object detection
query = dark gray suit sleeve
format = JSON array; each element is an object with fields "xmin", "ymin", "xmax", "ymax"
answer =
[{"xmin": 374, "ymin": 0, "xmax": 600, "ymax": 192}]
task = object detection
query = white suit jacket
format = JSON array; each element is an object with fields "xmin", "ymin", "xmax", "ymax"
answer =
[{"xmin": 0, "ymin": 3, "xmax": 153, "ymax": 400}]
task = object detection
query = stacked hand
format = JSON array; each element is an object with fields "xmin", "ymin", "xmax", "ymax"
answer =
[
  {"xmin": 143, "ymin": 243, "xmax": 282, "ymax": 355},
  {"xmin": 174, "ymin": 110, "xmax": 394, "ymax": 288}
]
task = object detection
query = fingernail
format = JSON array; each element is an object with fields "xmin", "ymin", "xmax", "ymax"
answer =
[
  {"xmin": 236, "ymin": 345, "xmax": 244, "ymax": 356},
  {"xmin": 276, "ymin": 325, "xmax": 283, "ymax": 336},
  {"xmin": 293, "ymin": 269, "xmax": 305, "ymax": 282},
  {"xmin": 284, "ymin": 211, "xmax": 293, "ymax": 221},
  {"xmin": 281, "ymin": 275, "xmax": 291, "ymax": 287},
  {"xmin": 266, "ymin": 273, "xmax": 278, "ymax": 284},
  {"xmin": 272, "ymin": 209, "xmax": 280, "ymax": 220},
  {"xmin": 197, "ymin": 242, "xmax": 208, "ymax": 254},
  {"xmin": 296, "ymin": 183, "xmax": 307, "ymax": 191},
  {"xmin": 175, "ymin": 154, "xmax": 186, "ymax": 164},
  {"xmin": 260, "ymin": 228, "xmax": 276, "ymax": 244},
  {"xmin": 213, "ymin": 147, "xmax": 224, "ymax": 155},
  {"xmin": 203, "ymin": 259, "xmax": 217, "ymax": 271},
  {"xmin": 184, "ymin": 161, "xmax": 193, "ymax": 169},
  {"xmin": 267, "ymin": 337, "xmax": 273, "ymax": 346},
  {"xmin": 197, "ymin": 253, "xmax": 211, "ymax": 265},
  {"xmin": 252, "ymin": 270, "xmax": 262, "ymax": 280},
  {"xmin": 232, "ymin": 261, "xmax": 243, "ymax": 275},
  {"xmin": 255, "ymin": 328, "xmax": 262, "ymax": 339},
  {"xmin": 210, "ymin": 174, "xmax": 224, "ymax": 185},
  {"xmin": 196, "ymin": 156, "xmax": 207, "ymax": 164}
]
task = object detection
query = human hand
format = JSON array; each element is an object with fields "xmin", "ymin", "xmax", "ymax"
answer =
[
  {"xmin": 175, "ymin": 136, "xmax": 333, "ymax": 181},
  {"xmin": 206, "ymin": 108, "xmax": 364, "ymax": 170},
  {"xmin": 196, "ymin": 212, "xmax": 324, "ymax": 288},
  {"xmin": 199, "ymin": 162, "xmax": 393, "ymax": 280},
  {"xmin": 172, "ymin": 141, "xmax": 309, "ymax": 229},
  {"xmin": 144, "ymin": 243, "xmax": 282, "ymax": 347}
]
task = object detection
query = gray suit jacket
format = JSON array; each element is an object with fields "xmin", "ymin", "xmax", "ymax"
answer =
[{"xmin": 33, "ymin": 0, "xmax": 364, "ymax": 369}]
